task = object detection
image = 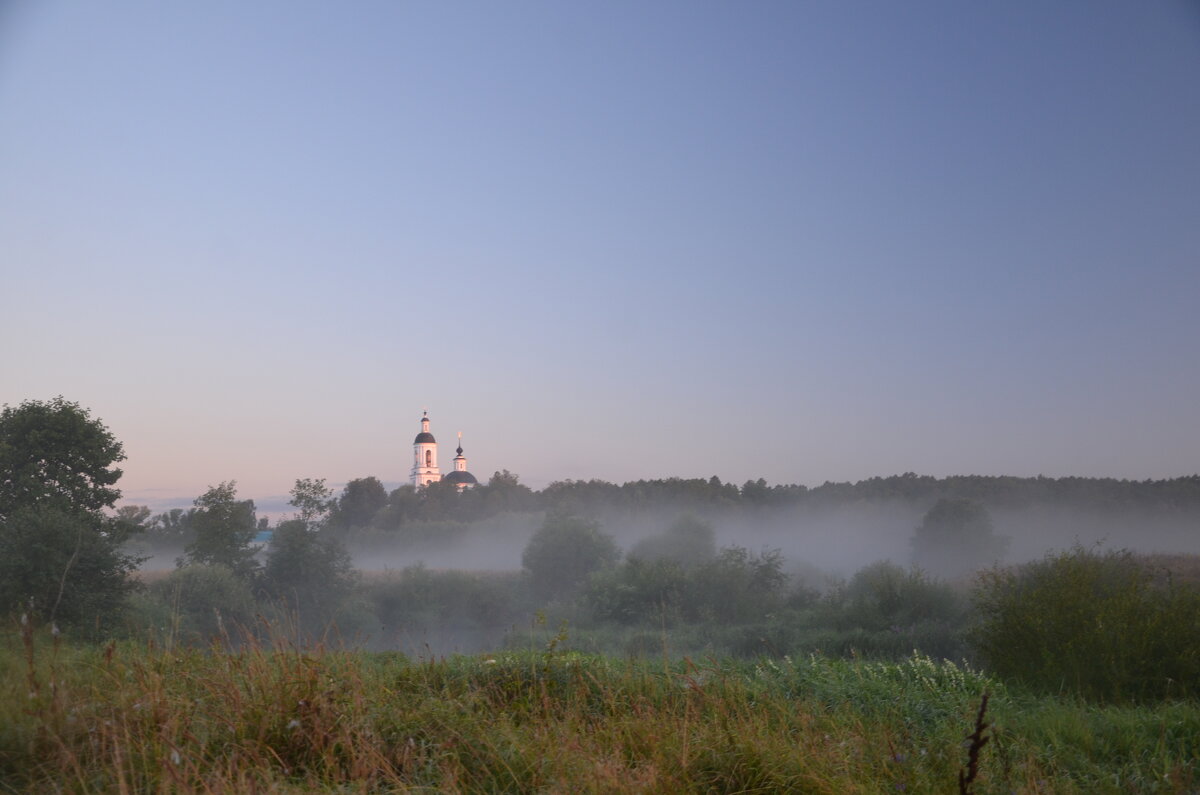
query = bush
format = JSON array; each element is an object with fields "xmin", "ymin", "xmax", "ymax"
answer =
[
  {"xmin": 683, "ymin": 546, "xmax": 787, "ymax": 624},
  {"xmin": 838, "ymin": 561, "xmax": 962, "ymax": 631},
  {"xmin": 150, "ymin": 564, "xmax": 257, "ymax": 641},
  {"xmin": 628, "ymin": 514, "xmax": 716, "ymax": 568},
  {"xmin": 585, "ymin": 557, "xmax": 688, "ymax": 625},
  {"xmin": 262, "ymin": 520, "xmax": 357, "ymax": 634},
  {"xmin": 367, "ymin": 566, "xmax": 515, "ymax": 629},
  {"xmin": 970, "ymin": 547, "xmax": 1200, "ymax": 701},
  {"xmin": 0, "ymin": 506, "xmax": 141, "ymax": 634},
  {"xmin": 522, "ymin": 511, "xmax": 619, "ymax": 602}
]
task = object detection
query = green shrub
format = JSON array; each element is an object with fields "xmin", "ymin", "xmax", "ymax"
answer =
[
  {"xmin": 150, "ymin": 564, "xmax": 257, "ymax": 641},
  {"xmin": 584, "ymin": 557, "xmax": 687, "ymax": 625},
  {"xmin": 366, "ymin": 565, "xmax": 527, "ymax": 636},
  {"xmin": 970, "ymin": 546, "xmax": 1200, "ymax": 701},
  {"xmin": 839, "ymin": 561, "xmax": 962, "ymax": 631},
  {"xmin": 262, "ymin": 520, "xmax": 357, "ymax": 634},
  {"xmin": 683, "ymin": 545, "xmax": 786, "ymax": 624},
  {"xmin": 522, "ymin": 511, "xmax": 619, "ymax": 602},
  {"xmin": 627, "ymin": 514, "xmax": 716, "ymax": 567}
]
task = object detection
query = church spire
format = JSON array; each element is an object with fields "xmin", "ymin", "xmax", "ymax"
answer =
[{"xmin": 411, "ymin": 411, "xmax": 441, "ymax": 487}]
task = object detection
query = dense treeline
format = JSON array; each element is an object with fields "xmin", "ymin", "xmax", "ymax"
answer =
[
  {"xmin": 349, "ymin": 471, "xmax": 1200, "ymax": 527},
  {"xmin": 128, "ymin": 470, "xmax": 1200, "ymax": 554}
]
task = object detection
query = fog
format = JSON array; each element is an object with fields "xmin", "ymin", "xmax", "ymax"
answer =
[
  {"xmin": 339, "ymin": 500, "xmax": 1199, "ymax": 579},
  {"xmin": 128, "ymin": 475, "xmax": 1200, "ymax": 658}
]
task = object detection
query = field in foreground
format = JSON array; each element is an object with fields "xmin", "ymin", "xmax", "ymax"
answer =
[{"xmin": 2, "ymin": 630, "xmax": 1197, "ymax": 793}]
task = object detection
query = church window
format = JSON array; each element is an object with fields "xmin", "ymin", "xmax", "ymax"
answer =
[{"xmin": 425, "ymin": 450, "xmax": 432, "ymax": 467}]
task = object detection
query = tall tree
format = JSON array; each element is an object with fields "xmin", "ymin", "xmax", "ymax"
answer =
[
  {"xmin": 0, "ymin": 398, "xmax": 139, "ymax": 630},
  {"xmin": 182, "ymin": 482, "xmax": 259, "ymax": 578},
  {"xmin": 328, "ymin": 476, "xmax": 388, "ymax": 533},
  {"xmin": 289, "ymin": 477, "xmax": 333, "ymax": 531},
  {"xmin": 911, "ymin": 498, "xmax": 1008, "ymax": 576},
  {"xmin": 0, "ymin": 396, "xmax": 125, "ymax": 520},
  {"xmin": 262, "ymin": 519, "xmax": 357, "ymax": 633},
  {"xmin": 522, "ymin": 511, "xmax": 619, "ymax": 602}
]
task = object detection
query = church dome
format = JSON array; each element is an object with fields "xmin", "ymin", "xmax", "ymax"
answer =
[
  {"xmin": 442, "ymin": 470, "xmax": 478, "ymax": 485},
  {"xmin": 414, "ymin": 431, "xmax": 436, "ymax": 444}
]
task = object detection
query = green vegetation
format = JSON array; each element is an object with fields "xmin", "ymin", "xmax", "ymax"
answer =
[
  {"xmin": 911, "ymin": 497, "xmax": 1009, "ymax": 576},
  {"xmin": 3, "ymin": 627, "xmax": 1197, "ymax": 793},
  {"xmin": 180, "ymin": 481, "xmax": 262, "ymax": 579},
  {"xmin": 522, "ymin": 510, "xmax": 620, "ymax": 602},
  {"xmin": 0, "ymin": 397, "xmax": 140, "ymax": 634},
  {"xmin": 971, "ymin": 546, "xmax": 1200, "ymax": 701},
  {"xmin": 6, "ymin": 399, "xmax": 1200, "ymax": 790}
]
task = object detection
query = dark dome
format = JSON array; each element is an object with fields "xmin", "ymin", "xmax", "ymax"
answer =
[
  {"xmin": 414, "ymin": 432, "xmax": 436, "ymax": 444},
  {"xmin": 443, "ymin": 470, "xmax": 478, "ymax": 485}
]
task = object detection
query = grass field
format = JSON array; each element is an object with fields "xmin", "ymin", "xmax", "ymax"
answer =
[{"xmin": 2, "ymin": 623, "xmax": 1197, "ymax": 793}]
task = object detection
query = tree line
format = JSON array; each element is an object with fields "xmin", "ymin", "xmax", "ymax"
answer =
[{"xmin": 5, "ymin": 396, "xmax": 1200, "ymax": 703}]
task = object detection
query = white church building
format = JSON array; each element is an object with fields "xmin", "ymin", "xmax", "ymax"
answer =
[{"xmin": 410, "ymin": 411, "xmax": 479, "ymax": 489}]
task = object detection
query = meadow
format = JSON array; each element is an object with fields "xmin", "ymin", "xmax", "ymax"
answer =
[{"xmin": 2, "ymin": 622, "xmax": 1197, "ymax": 793}]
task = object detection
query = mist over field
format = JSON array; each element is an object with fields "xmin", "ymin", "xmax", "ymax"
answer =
[{"xmin": 318, "ymin": 490, "xmax": 1199, "ymax": 578}]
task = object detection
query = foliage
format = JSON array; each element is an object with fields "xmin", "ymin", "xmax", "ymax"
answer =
[
  {"xmin": 0, "ymin": 398, "xmax": 139, "ymax": 632},
  {"xmin": 970, "ymin": 546, "xmax": 1200, "ymax": 701},
  {"xmin": 911, "ymin": 497, "xmax": 1008, "ymax": 576},
  {"xmin": 585, "ymin": 556, "xmax": 689, "ymax": 625},
  {"xmin": 832, "ymin": 560, "xmax": 962, "ymax": 631},
  {"xmin": 112, "ymin": 504, "xmax": 152, "ymax": 536},
  {"xmin": 261, "ymin": 519, "xmax": 357, "ymax": 632},
  {"xmin": 5, "ymin": 633, "xmax": 1198, "ymax": 793},
  {"xmin": 684, "ymin": 545, "xmax": 787, "ymax": 623},
  {"xmin": 0, "ymin": 506, "xmax": 141, "ymax": 631},
  {"xmin": 585, "ymin": 543, "xmax": 788, "ymax": 627},
  {"xmin": 288, "ymin": 477, "xmax": 333, "ymax": 531},
  {"xmin": 143, "ymin": 507, "xmax": 196, "ymax": 547},
  {"xmin": 180, "ymin": 481, "xmax": 260, "ymax": 579},
  {"xmin": 0, "ymin": 396, "xmax": 125, "ymax": 519},
  {"xmin": 148, "ymin": 564, "xmax": 257, "ymax": 641},
  {"xmin": 364, "ymin": 566, "xmax": 527, "ymax": 653},
  {"xmin": 522, "ymin": 511, "xmax": 619, "ymax": 602},
  {"xmin": 480, "ymin": 469, "xmax": 538, "ymax": 513},
  {"xmin": 326, "ymin": 476, "xmax": 388, "ymax": 534},
  {"xmin": 628, "ymin": 513, "xmax": 716, "ymax": 567}
]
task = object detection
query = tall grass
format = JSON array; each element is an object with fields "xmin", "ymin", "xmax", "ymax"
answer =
[{"xmin": 2, "ymin": 621, "xmax": 1197, "ymax": 792}]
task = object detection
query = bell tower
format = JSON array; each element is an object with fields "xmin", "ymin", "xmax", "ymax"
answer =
[{"xmin": 411, "ymin": 411, "xmax": 441, "ymax": 487}]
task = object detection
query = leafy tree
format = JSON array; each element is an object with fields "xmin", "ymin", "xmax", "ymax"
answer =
[
  {"xmin": 836, "ymin": 561, "xmax": 960, "ymax": 631},
  {"xmin": 522, "ymin": 511, "xmax": 619, "ymax": 602},
  {"xmin": 0, "ymin": 396, "xmax": 125, "ymax": 520},
  {"xmin": 911, "ymin": 498, "xmax": 1008, "ymax": 576},
  {"xmin": 289, "ymin": 477, "xmax": 333, "ymax": 531},
  {"xmin": 113, "ymin": 504, "xmax": 152, "ymax": 536},
  {"xmin": 144, "ymin": 508, "xmax": 196, "ymax": 547},
  {"xmin": 181, "ymin": 482, "xmax": 259, "ymax": 578},
  {"xmin": 328, "ymin": 476, "xmax": 388, "ymax": 533},
  {"xmin": 684, "ymin": 546, "xmax": 787, "ymax": 623},
  {"xmin": 585, "ymin": 557, "xmax": 688, "ymax": 625},
  {"xmin": 480, "ymin": 470, "xmax": 538, "ymax": 514},
  {"xmin": 262, "ymin": 519, "xmax": 357, "ymax": 632},
  {"xmin": 628, "ymin": 514, "xmax": 716, "ymax": 568},
  {"xmin": 0, "ymin": 398, "xmax": 140, "ymax": 630},
  {"xmin": 0, "ymin": 506, "xmax": 141, "ymax": 630}
]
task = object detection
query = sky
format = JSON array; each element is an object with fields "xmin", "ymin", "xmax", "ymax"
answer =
[{"xmin": 2, "ymin": 1, "xmax": 1199, "ymax": 513}]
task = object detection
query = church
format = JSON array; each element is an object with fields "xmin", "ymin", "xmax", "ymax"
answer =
[{"xmin": 410, "ymin": 411, "xmax": 479, "ymax": 489}]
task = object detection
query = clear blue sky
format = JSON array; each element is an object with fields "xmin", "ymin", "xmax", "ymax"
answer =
[{"xmin": 2, "ymin": 1, "xmax": 1198, "ymax": 510}]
